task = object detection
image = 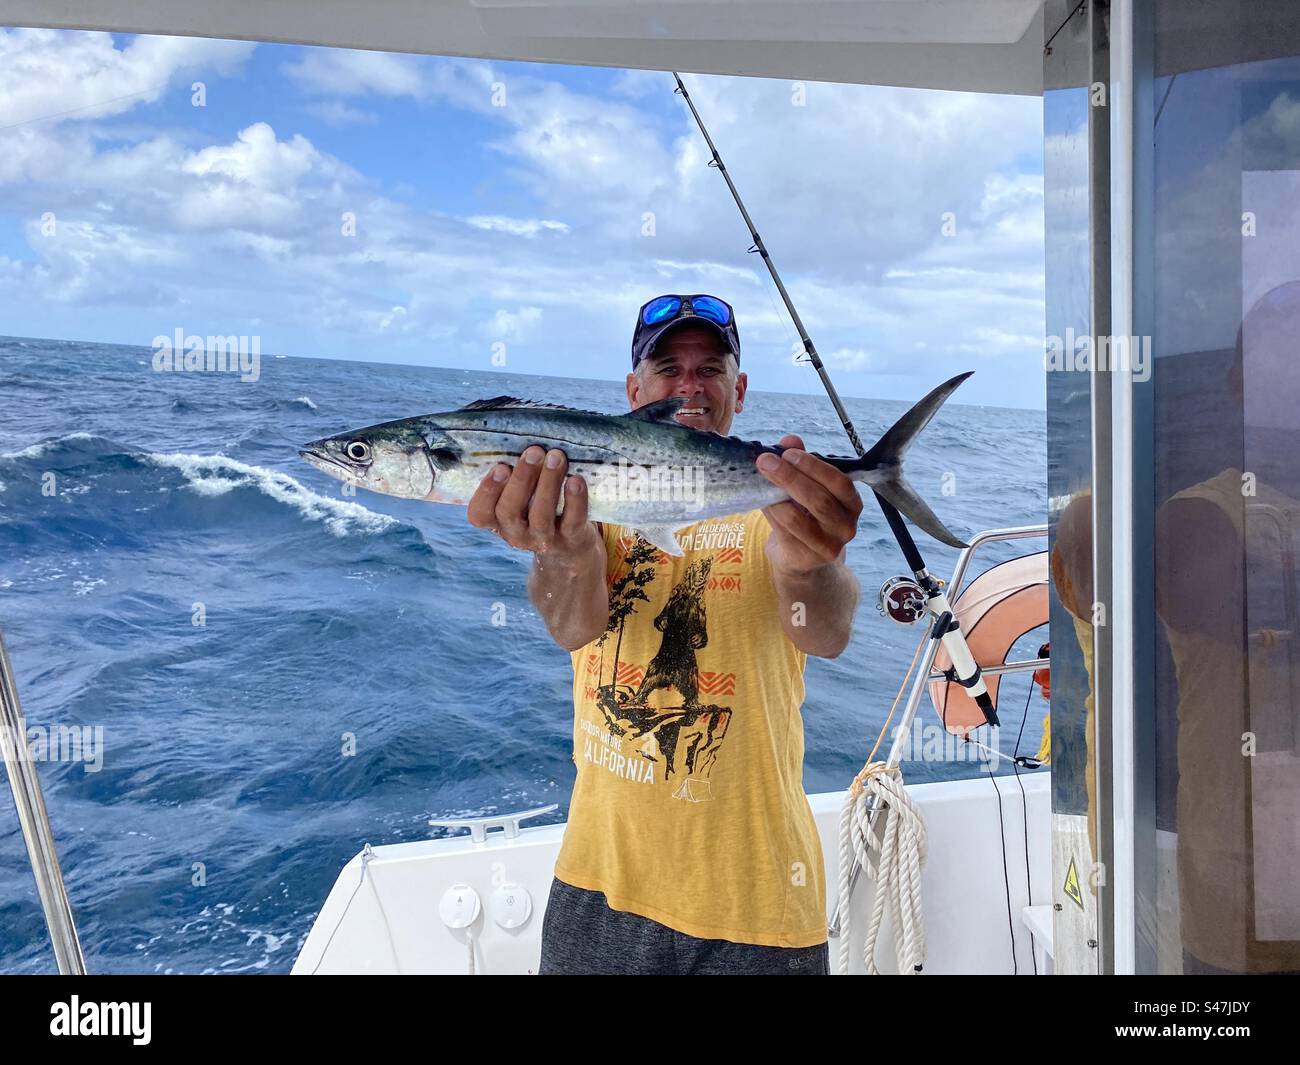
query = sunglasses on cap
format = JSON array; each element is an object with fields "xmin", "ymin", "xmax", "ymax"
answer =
[
  {"xmin": 632, "ymin": 293, "xmax": 740, "ymax": 369},
  {"xmin": 641, "ymin": 294, "xmax": 734, "ymax": 327}
]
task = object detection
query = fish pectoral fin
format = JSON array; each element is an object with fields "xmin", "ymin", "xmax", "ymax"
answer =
[{"xmin": 635, "ymin": 525, "xmax": 686, "ymax": 557}]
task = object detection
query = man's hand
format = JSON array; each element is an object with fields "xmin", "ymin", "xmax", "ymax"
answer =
[
  {"xmin": 467, "ymin": 444, "xmax": 600, "ymax": 561},
  {"xmin": 755, "ymin": 434, "xmax": 862, "ymax": 657},
  {"xmin": 756, "ymin": 434, "xmax": 863, "ymax": 574},
  {"xmin": 467, "ymin": 445, "xmax": 608, "ymax": 650}
]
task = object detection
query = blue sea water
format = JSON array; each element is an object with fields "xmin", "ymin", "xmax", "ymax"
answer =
[{"xmin": 0, "ymin": 335, "xmax": 1046, "ymax": 974}]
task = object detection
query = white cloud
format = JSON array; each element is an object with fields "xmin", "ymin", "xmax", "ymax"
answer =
[
  {"xmin": 3, "ymin": 32, "xmax": 1046, "ymax": 406},
  {"xmin": 301, "ymin": 100, "xmax": 378, "ymax": 126},
  {"xmin": 184, "ymin": 122, "xmax": 316, "ymax": 187},
  {"xmin": 824, "ymin": 347, "xmax": 877, "ymax": 372},
  {"xmin": 175, "ymin": 123, "xmax": 326, "ymax": 229},
  {"xmin": 0, "ymin": 29, "xmax": 251, "ymax": 130},
  {"xmin": 378, "ymin": 305, "xmax": 408, "ymax": 331},
  {"xmin": 466, "ymin": 215, "xmax": 569, "ymax": 237},
  {"xmin": 486, "ymin": 306, "xmax": 544, "ymax": 341},
  {"xmin": 283, "ymin": 49, "xmax": 426, "ymax": 98}
]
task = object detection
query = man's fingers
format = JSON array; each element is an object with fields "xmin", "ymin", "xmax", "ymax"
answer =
[
  {"xmin": 558, "ymin": 472, "xmax": 591, "ymax": 538},
  {"xmin": 495, "ymin": 445, "xmax": 546, "ymax": 540},
  {"xmin": 757, "ymin": 451, "xmax": 858, "ymax": 541},
  {"xmin": 765, "ymin": 500, "xmax": 840, "ymax": 561},
  {"xmin": 527, "ymin": 448, "xmax": 568, "ymax": 546},
  {"xmin": 467, "ymin": 462, "xmax": 511, "ymax": 528},
  {"xmin": 468, "ymin": 447, "xmax": 596, "ymax": 557},
  {"xmin": 777, "ymin": 446, "xmax": 864, "ymax": 516}
]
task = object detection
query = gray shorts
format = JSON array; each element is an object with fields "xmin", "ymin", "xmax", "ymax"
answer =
[{"xmin": 538, "ymin": 876, "xmax": 829, "ymax": 975}]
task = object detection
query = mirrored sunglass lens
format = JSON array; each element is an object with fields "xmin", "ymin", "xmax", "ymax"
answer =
[
  {"xmin": 643, "ymin": 296, "xmax": 681, "ymax": 325},
  {"xmin": 691, "ymin": 296, "xmax": 731, "ymax": 325}
]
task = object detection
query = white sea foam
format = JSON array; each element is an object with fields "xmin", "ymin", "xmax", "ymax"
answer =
[
  {"xmin": 291, "ymin": 396, "xmax": 318, "ymax": 410},
  {"xmin": 145, "ymin": 452, "xmax": 397, "ymax": 537},
  {"xmin": 73, "ymin": 577, "xmax": 106, "ymax": 596},
  {"xmin": 1, "ymin": 431, "xmax": 99, "ymax": 460}
]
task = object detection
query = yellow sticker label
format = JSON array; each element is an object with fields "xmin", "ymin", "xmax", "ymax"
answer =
[{"xmin": 1063, "ymin": 856, "xmax": 1084, "ymax": 910}]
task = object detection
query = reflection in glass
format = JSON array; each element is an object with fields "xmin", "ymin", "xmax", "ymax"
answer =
[{"xmin": 1148, "ymin": 31, "xmax": 1300, "ymax": 971}]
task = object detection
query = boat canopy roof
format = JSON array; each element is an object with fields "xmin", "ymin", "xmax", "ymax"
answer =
[{"xmin": 0, "ymin": 0, "xmax": 1048, "ymax": 96}]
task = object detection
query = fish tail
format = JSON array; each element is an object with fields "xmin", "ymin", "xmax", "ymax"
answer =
[{"xmin": 829, "ymin": 372, "xmax": 973, "ymax": 549}]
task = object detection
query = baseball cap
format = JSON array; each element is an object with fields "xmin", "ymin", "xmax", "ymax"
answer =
[{"xmin": 631, "ymin": 294, "xmax": 741, "ymax": 370}]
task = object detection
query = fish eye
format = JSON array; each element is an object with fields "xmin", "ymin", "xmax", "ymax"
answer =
[{"xmin": 345, "ymin": 441, "xmax": 371, "ymax": 462}]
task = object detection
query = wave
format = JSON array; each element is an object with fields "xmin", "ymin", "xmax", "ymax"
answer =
[
  {"xmin": 1, "ymin": 432, "xmax": 401, "ymax": 540},
  {"xmin": 0, "ymin": 431, "xmax": 104, "ymax": 460},
  {"xmin": 145, "ymin": 451, "xmax": 397, "ymax": 538},
  {"xmin": 0, "ymin": 372, "xmax": 50, "ymax": 392},
  {"xmin": 252, "ymin": 395, "xmax": 321, "ymax": 413}
]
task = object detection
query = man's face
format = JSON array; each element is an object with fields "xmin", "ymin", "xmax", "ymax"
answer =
[{"xmin": 626, "ymin": 322, "xmax": 748, "ymax": 435}]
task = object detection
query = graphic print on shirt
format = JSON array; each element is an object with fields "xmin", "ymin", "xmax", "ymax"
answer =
[{"xmin": 588, "ymin": 529, "xmax": 740, "ymax": 803}]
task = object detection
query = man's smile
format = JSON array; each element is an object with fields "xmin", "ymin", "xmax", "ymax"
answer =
[{"xmin": 674, "ymin": 405, "xmax": 712, "ymax": 427}]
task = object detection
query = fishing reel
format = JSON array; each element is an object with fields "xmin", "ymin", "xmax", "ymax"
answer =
[{"xmin": 877, "ymin": 575, "xmax": 931, "ymax": 626}]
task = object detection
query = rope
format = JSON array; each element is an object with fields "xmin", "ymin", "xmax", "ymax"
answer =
[
  {"xmin": 835, "ymin": 627, "xmax": 929, "ymax": 974},
  {"xmin": 308, "ymin": 842, "xmax": 403, "ymax": 974},
  {"xmin": 838, "ymin": 763, "xmax": 928, "ymax": 974},
  {"xmin": 837, "ymin": 629, "xmax": 930, "ymax": 977}
]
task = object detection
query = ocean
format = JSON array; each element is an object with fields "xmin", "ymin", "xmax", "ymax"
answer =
[{"xmin": 0, "ymin": 335, "xmax": 1046, "ymax": 973}]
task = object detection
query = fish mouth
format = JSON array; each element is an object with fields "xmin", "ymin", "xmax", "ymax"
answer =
[{"xmin": 299, "ymin": 448, "xmax": 353, "ymax": 479}]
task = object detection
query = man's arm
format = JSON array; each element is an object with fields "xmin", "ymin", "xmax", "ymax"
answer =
[
  {"xmin": 527, "ymin": 534, "xmax": 609, "ymax": 650},
  {"xmin": 756, "ymin": 434, "xmax": 863, "ymax": 659},
  {"xmin": 467, "ymin": 445, "xmax": 610, "ymax": 651},
  {"xmin": 769, "ymin": 548, "xmax": 859, "ymax": 658}
]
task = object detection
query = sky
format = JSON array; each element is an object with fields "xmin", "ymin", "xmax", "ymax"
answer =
[{"xmin": 0, "ymin": 29, "xmax": 1047, "ymax": 407}]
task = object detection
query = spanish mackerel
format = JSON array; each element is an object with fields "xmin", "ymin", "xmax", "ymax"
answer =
[{"xmin": 299, "ymin": 371, "xmax": 973, "ymax": 555}]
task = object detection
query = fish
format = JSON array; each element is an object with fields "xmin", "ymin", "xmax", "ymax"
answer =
[{"xmin": 299, "ymin": 371, "xmax": 973, "ymax": 556}]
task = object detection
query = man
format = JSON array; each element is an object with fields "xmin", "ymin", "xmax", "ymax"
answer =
[{"xmin": 466, "ymin": 293, "xmax": 863, "ymax": 974}]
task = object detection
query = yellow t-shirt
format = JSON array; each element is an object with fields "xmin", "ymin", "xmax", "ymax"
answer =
[{"xmin": 555, "ymin": 509, "xmax": 826, "ymax": 948}]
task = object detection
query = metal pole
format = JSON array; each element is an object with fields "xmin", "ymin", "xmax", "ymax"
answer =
[{"xmin": 0, "ymin": 629, "xmax": 87, "ymax": 974}]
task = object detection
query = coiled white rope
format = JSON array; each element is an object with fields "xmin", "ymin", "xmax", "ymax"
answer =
[
  {"xmin": 837, "ymin": 763, "xmax": 928, "ymax": 974},
  {"xmin": 836, "ymin": 629, "xmax": 930, "ymax": 975}
]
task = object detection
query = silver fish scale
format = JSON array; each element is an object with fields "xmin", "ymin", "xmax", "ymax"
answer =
[{"xmin": 429, "ymin": 410, "xmax": 793, "ymax": 525}]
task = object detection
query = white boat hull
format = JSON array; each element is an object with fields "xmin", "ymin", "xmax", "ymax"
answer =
[{"xmin": 293, "ymin": 772, "xmax": 1052, "ymax": 975}]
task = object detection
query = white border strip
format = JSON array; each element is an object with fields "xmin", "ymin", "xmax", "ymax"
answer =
[{"xmin": 1108, "ymin": 0, "xmax": 1137, "ymax": 974}]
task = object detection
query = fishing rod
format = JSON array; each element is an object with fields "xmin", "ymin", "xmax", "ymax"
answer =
[{"xmin": 671, "ymin": 72, "xmax": 999, "ymax": 733}]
